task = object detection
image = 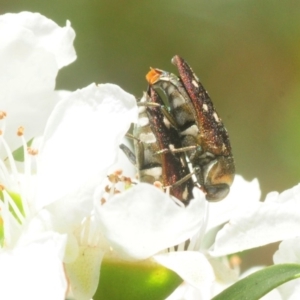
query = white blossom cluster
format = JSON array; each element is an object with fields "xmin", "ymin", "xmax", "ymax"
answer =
[{"xmin": 0, "ymin": 11, "xmax": 299, "ymax": 300}]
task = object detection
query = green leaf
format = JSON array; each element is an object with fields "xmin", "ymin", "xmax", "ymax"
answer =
[
  {"xmin": 212, "ymin": 263, "xmax": 300, "ymax": 300},
  {"xmin": 94, "ymin": 256, "xmax": 182, "ymax": 300},
  {"xmin": 12, "ymin": 138, "xmax": 33, "ymax": 162}
]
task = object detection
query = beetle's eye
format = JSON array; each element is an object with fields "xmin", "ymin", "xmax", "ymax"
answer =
[{"xmin": 204, "ymin": 183, "xmax": 230, "ymax": 202}]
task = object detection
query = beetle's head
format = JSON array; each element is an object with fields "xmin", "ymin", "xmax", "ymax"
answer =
[{"xmin": 200, "ymin": 156, "xmax": 235, "ymax": 202}]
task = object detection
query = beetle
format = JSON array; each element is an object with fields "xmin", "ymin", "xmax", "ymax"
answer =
[
  {"xmin": 121, "ymin": 85, "xmax": 194, "ymax": 204},
  {"xmin": 146, "ymin": 55, "xmax": 235, "ymax": 201}
]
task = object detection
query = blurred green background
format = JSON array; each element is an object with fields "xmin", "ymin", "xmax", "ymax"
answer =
[{"xmin": 2, "ymin": 0, "xmax": 299, "ymax": 197}]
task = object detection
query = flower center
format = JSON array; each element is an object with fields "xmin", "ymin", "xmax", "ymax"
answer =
[{"xmin": 0, "ymin": 113, "xmax": 39, "ymax": 247}]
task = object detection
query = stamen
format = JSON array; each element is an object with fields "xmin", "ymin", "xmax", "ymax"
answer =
[
  {"xmin": 79, "ymin": 214, "xmax": 102, "ymax": 247},
  {"xmin": 17, "ymin": 128, "xmax": 31, "ymax": 216},
  {"xmin": 0, "ymin": 111, "xmax": 7, "ymax": 119},
  {"xmin": 17, "ymin": 126, "xmax": 24, "ymax": 136},
  {"xmin": 0, "ymin": 111, "xmax": 7, "ymax": 134},
  {"xmin": 230, "ymin": 255, "xmax": 242, "ymax": 272},
  {"xmin": 108, "ymin": 173, "xmax": 119, "ymax": 184},
  {"xmin": 0, "ymin": 135, "xmax": 20, "ymax": 185},
  {"xmin": 27, "ymin": 147, "xmax": 38, "ymax": 156},
  {"xmin": 114, "ymin": 169, "xmax": 123, "ymax": 176}
]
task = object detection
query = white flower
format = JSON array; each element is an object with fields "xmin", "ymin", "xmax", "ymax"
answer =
[{"xmin": 0, "ymin": 12, "xmax": 77, "ymax": 299}]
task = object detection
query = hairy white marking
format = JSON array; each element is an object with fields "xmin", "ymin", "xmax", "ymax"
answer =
[
  {"xmin": 181, "ymin": 124, "xmax": 199, "ymax": 137},
  {"xmin": 142, "ymin": 167, "xmax": 162, "ymax": 180},
  {"xmin": 139, "ymin": 132, "xmax": 156, "ymax": 143},
  {"xmin": 203, "ymin": 104, "xmax": 208, "ymax": 112},
  {"xmin": 172, "ymin": 96, "xmax": 185, "ymax": 108},
  {"xmin": 138, "ymin": 117, "xmax": 149, "ymax": 127}
]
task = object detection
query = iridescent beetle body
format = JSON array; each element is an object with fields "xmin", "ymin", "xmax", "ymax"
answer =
[
  {"xmin": 146, "ymin": 55, "xmax": 235, "ymax": 201},
  {"xmin": 126, "ymin": 86, "xmax": 194, "ymax": 204}
]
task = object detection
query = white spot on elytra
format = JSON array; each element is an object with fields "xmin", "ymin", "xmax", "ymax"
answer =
[
  {"xmin": 192, "ymin": 80, "xmax": 198, "ymax": 88},
  {"xmin": 203, "ymin": 104, "xmax": 208, "ymax": 112},
  {"xmin": 163, "ymin": 116, "xmax": 171, "ymax": 128},
  {"xmin": 213, "ymin": 112, "xmax": 219, "ymax": 122}
]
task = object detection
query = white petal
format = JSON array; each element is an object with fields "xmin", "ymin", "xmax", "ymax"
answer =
[
  {"xmin": 36, "ymin": 83, "xmax": 137, "ymax": 208},
  {"xmin": 65, "ymin": 246, "xmax": 105, "ymax": 300},
  {"xmin": 0, "ymin": 12, "xmax": 76, "ymax": 68},
  {"xmin": 0, "ymin": 12, "xmax": 76, "ymax": 155},
  {"xmin": 0, "ymin": 232, "xmax": 67, "ymax": 300},
  {"xmin": 207, "ymin": 175, "xmax": 261, "ymax": 231},
  {"xmin": 211, "ymin": 184, "xmax": 300, "ymax": 256},
  {"xmin": 96, "ymin": 183, "xmax": 206, "ymax": 260},
  {"xmin": 166, "ymin": 282, "xmax": 209, "ymax": 300},
  {"xmin": 154, "ymin": 251, "xmax": 215, "ymax": 293}
]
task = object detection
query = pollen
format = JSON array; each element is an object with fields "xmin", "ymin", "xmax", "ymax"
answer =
[
  {"xmin": 17, "ymin": 126, "xmax": 24, "ymax": 136},
  {"xmin": 153, "ymin": 181, "xmax": 163, "ymax": 190},
  {"xmin": 114, "ymin": 169, "xmax": 123, "ymax": 176},
  {"xmin": 0, "ymin": 184, "xmax": 5, "ymax": 191},
  {"xmin": 27, "ymin": 147, "xmax": 38, "ymax": 155},
  {"xmin": 0, "ymin": 111, "xmax": 7, "ymax": 119},
  {"xmin": 108, "ymin": 173, "xmax": 120, "ymax": 184},
  {"xmin": 146, "ymin": 68, "xmax": 162, "ymax": 84},
  {"xmin": 229, "ymin": 255, "xmax": 242, "ymax": 269}
]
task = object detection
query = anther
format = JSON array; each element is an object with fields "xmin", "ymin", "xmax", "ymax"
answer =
[
  {"xmin": 0, "ymin": 111, "xmax": 7, "ymax": 119},
  {"xmin": 114, "ymin": 169, "xmax": 123, "ymax": 176},
  {"xmin": 229, "ymin": 255, "xmax": 242, "ymax": 269},
  {"xmin": 27, "ymin": 147, "xmax": 38, "ymax": 156},
  {"xmin": 108, "ymin": 173, "xmax": 120, "ymax": 184},
  {"xmin": 17, "ymin": 126, "xmax": 24, "ymax": 136},
  {"xmin": 153, "ymin": 181, "xmax": 163, "ymax": 190}
]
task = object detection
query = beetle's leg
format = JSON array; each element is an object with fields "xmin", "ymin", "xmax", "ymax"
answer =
[{"xmin": 119, "ymin": 143, "xmax": 136, "ymax": 165}]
